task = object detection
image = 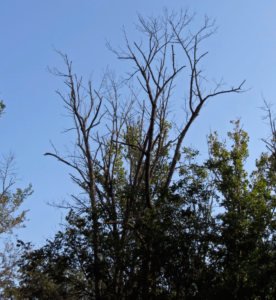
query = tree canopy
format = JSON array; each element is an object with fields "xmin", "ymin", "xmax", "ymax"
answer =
[
  {"xmin": 12, "ymin": 121, "xmax": 276, "ymax": 299},
  {"xmin": 3, "ymin": 9, "xmax": 276, "ymax": 300}
]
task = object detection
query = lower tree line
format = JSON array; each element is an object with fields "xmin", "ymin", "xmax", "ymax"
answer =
[{"xmin": 3, "ymin": 120, "xmax": 276, "ymax": 299}]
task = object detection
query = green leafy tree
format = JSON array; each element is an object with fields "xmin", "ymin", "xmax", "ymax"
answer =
[
  {"xmin": 203, "ymin": 120, "xmax": 276, "ymax": 299},
  {"xmin": 0, "ymin": 102, "xmax": 33, "ymax": 295}
]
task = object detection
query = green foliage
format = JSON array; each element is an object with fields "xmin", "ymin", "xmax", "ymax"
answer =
[
  {"xmin": 13, "ymin": 121, "xmax": 276, "ymax": 299},
  {"xmin": 0, "ymin": 103, "xmax": 33, "ymax": 295},
  {"xmin": 0, "ymin": 184, "xmax": 33, "ymax": 235},
  {"xmin": 205, "ymin": 120, "xmax": 276, "ymax": 299}
]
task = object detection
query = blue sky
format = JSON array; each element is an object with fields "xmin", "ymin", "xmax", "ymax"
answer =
[{"xmin": 1, "ymin": 0, "xmax": 276, "ymax": 246}]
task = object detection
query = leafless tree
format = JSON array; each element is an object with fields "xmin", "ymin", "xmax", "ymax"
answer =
[{"xmin": 45, "ymin": 9, "xmax": 245, "ymax": 299}]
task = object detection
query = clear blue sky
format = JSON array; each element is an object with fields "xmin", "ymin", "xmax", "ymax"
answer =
[{"xmin": 1, "ymin": 0, "xmax": 276, "ymax": 246}]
